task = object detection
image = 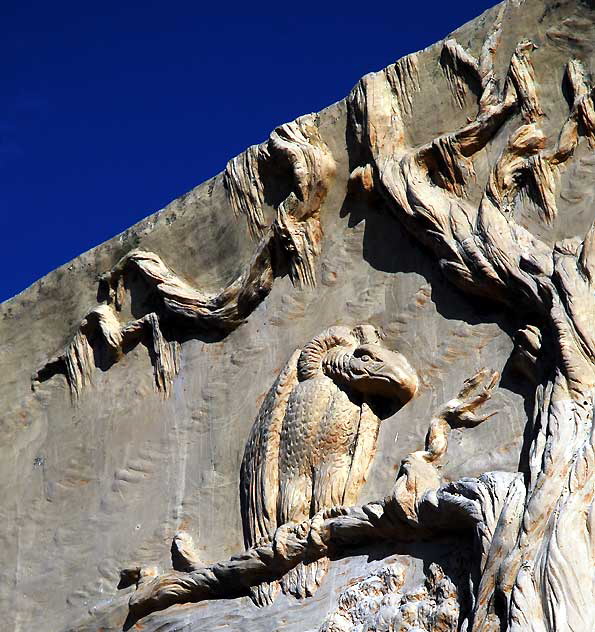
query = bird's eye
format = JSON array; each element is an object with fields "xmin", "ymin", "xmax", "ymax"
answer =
[{"xmin": 361, "ymin": 354, "xmax": 371, "ymax": 363}]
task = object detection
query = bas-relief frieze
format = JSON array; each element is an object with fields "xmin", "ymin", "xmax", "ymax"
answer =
[{"xmin": 21, "ymin": 1, "xmax": 595, "ymax": 630}]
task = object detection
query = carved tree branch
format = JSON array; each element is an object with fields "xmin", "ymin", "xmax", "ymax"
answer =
[
  {"xmin": 34, "ymin": 115, "xmax": 335, "ymax": 401},
  {"xmin": 121, "ymin": 370, "xmax": 503, "ymax": 626},
  {"xmin": 122, "ymin": 468, "xmax": 519, "ymax": 627}
]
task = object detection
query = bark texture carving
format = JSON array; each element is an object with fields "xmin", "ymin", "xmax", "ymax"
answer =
[
  {"xmin": 34, "ymin": 116, "xmax": 335, "ymax": 400},
  {"xmin": 346, "ymin": 7, "xmax": 595, "ymax": 630}
]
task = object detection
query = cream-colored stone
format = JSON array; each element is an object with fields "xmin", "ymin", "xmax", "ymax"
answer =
[{"xmin": 3, "ymin": 1, "xmax": 595, "ymax": 631}]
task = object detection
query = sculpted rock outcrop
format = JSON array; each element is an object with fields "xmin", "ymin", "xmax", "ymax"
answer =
[
  {"xmin": 240, "ymin": 325, "xmax": 418, "ymax": 605},
  {"xmin": 33, "ymin": 115, "xmax": 335, "ymax": 402},
  {"xmin": 319, "ymin": 561, "xmax": 460, "ymax": 632}
]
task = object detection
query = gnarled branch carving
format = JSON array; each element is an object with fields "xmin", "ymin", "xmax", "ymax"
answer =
[{"xmin": 34, "ymin": 115, "xmax": 335, "ymax": 401}]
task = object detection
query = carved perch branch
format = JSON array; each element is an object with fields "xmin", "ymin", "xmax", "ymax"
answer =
[
  {"xmin": 121, "ymin": 370, "xmax": 504, "ymax": 627},
  {"xmin": 125, "ymin": 471, "xmax": 517, "ymax": 629}
]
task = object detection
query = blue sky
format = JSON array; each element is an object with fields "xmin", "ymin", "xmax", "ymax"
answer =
[{"xmin": 1, "ymin": 1, "xmax": 495, "ymax": 302}]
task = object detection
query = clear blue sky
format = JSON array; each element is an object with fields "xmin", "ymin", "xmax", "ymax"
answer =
[{"xmin": 1, "ymin": 1, "xmax": 495, "ymax": 302}]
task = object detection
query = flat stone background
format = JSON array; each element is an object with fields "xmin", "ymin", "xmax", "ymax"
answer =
[{"xmin": 1, "ymin": 1, "xmax": 594, "ymax": 630}]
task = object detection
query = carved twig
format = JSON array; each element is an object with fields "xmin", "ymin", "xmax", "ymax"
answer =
[{"xmin": 391, "ymin": 369, "xmax": 499, "ymax": 526}]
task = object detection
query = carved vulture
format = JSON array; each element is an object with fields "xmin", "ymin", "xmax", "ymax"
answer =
[{"xmin": 240, "ymin": 325, "xmax": 418, "ymax": 606}]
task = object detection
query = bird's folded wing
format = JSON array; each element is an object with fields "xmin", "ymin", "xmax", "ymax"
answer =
[{"xmin": 240, "ymin": 349, "xmax": 300, "ymax": 549}]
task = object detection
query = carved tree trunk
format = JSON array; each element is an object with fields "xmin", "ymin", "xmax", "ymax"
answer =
[{"xmin": 347, "ymin": 7, "xmax": 595, "ymax": 630}]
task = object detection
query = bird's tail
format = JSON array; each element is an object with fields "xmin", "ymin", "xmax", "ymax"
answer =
[
  {"xmin": 281, "ymin": 558, "xmax": 330, "ymax": 599},
  {"xmin": 249, "ymin": 579, "xmax": 280, "ymax": 607}
]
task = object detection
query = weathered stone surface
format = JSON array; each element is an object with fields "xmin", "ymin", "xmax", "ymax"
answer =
[{"xmin": 2, "ymin": 1, "xmax": 595, "ymax": 630}]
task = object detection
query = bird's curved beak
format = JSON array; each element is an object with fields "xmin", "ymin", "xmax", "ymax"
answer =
[{"xmin": 359, "ymin": 347, "xmax": 418, "ymax": 403}]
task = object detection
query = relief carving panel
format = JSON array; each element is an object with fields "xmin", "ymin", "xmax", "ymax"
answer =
[{"xmin": 2, "ymin": 1, "xmax": 595, "ymax": 631}]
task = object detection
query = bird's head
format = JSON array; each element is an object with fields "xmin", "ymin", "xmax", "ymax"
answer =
[
  {"xmin": 297, "ymin": 324, "xmax": 418, "ymax": 407},
  {"xmin": 323, "ymin": 342, "xmax": 418, "ymax": 404}
]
